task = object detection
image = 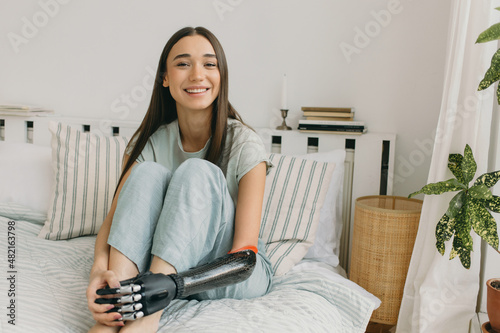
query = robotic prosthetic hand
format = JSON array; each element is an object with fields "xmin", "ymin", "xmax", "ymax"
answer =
[{"xmin": 95, "ymin": 247, "xmax": 257, "ymax": 321}]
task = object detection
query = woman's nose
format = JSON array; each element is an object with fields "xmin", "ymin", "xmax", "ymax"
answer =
[{"xmin": 189, "ymin": 64, "xmax": 204, "ymax": 81}]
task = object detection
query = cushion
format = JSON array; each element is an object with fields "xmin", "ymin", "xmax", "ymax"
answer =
[
  {"xmin": 0, "ymin": 142, "xmax": 53, "ymax": 214},
  {"xmin": 260, "ymin": 153, "xmax": 336, "ymax": 276},
  {"xmin": 302, "ymin": 150, "xmax": 346, "ymax": 267},
  {"xmin": 39, "ymin": 122, "xmax": 128, "ymax": 240},
  {"xmin": 0, "ymin": 202, "xmax": 48, "ymax": 226}
]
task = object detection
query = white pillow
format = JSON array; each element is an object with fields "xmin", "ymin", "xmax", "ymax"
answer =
[
  {"xmin": 301, "ymin": 150, "xmax": 346, "ymax": 267},
  {"xmin": 39, "ymin": 122, "xmax": 128, "ymax": 240},
  {"xmin": 0, "ymin": 202, "xmax": 48, "ymax": 225},
  {"xmin": 0, "ymin": 142, "xmax": 53, "ymax": 214},
  {"xmin": 260, "ymin": 153, "xmax": 336, "ymax": 276}
]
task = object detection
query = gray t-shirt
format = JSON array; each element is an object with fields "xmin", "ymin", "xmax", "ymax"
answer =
[{"xmin": 135, "ymin": 119, "xmax": 271, "ymax": 205}]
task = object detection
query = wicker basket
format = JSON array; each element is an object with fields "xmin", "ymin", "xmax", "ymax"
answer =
[{"xmin": 349, "ymin": 195, "xmax": 422, "ymax": 325}]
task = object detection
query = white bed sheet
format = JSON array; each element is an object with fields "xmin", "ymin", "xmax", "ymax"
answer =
[{"xmin": 0, "ymin": 209, "xmax": 377, "ymax": 333}]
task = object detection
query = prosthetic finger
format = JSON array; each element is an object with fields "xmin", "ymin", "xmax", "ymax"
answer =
[
  {"xmin": 96, "ymin": 271, "xmax": 177, "ymax": 320},
  {"xmin": 96, "ymin": 284, "xmax": 141, "ymax": 295},
  {"xmin": 106, "ymin": 304, "xmax": 147, "ymax": 321},
  {"xmin": 94, "ymin": 293, "xmax": 142, "ymax": 304},
  {"xmin": 95, "ymin": 248, "xmax": 257, "ymax": 321},
  {"xmin": 106, "ymin": 303, "xmax": 143, "ymax": 314}
]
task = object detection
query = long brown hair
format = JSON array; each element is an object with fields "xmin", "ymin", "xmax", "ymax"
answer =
[{"xmin": 116, "ymin": 26, "xmax": 244, "ymax": 191}]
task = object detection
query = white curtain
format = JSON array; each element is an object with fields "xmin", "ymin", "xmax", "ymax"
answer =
[{"xmin": 397, "ymin": 1, "xmax": 497, "ymax": 332}]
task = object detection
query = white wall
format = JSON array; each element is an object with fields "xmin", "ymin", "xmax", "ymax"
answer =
[{"xmin": 0, "ymin": 0, "xmax": 451, "ymax": 197}]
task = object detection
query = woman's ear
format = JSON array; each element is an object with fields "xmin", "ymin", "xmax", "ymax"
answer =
[{"xmin": 163, "ymin": 75, "xmax": 169, "ymax": 87}]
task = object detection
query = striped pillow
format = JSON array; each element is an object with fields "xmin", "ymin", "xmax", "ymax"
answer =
[
  {"xmin": 260, "ymin": 154, "xmax": 336, "ymax": 276},
  {"xmin": 38, "ymin": 122, "xmax": 128, "ymax": 240}
]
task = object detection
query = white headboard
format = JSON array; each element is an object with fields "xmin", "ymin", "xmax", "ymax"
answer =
[{"xmin": 0, "ymin": 115, "xmax": 395, "ymax": 273}]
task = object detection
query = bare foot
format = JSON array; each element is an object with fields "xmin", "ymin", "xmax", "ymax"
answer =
[
  {"xmin": 88, "ymin": 322, "xmax": 122, "ymax": 333},
  {"xmin": 120, "ymin": 311, "xmax": 163, "ymax": 333}
]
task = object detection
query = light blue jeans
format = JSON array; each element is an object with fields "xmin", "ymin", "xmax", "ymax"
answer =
[{"xmin": 107, "ymin": 159, "xmax": 273, "ymax": 300}]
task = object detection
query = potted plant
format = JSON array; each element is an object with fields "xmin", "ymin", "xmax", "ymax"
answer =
[
  {"xmin": 476, "ymin": 8, "xmax": 500, "ymax": 332},
  {"xmin": 477, "ymin": 7, "xmax": 500, "ymax": 104},
  {"xmin": 408, "ymin": 144, "xmax": 500, "ymax": 331},
  {"xmin": 408, "ymin": 145, "xmax": 499, "ymax": 268},
  {"xmin": 487, "ymin": 278, "xmax": 500, "ymax": 332}
]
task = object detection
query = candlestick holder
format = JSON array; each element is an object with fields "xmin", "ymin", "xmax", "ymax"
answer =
[{"xmin": 276, "ymin": 109, "xmax": 292, "ymax": 130}]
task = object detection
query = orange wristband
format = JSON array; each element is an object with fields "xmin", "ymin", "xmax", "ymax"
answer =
[{"xmin": 228, "ymin": 245, "xmax": 258, "ymax": 254}]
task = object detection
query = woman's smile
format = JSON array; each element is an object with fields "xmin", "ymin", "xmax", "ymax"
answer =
[{"xmin": 184, "ymin": 87, "xmax": 210, "ymax": 95}]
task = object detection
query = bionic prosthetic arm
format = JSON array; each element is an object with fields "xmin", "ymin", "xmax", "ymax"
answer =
[{"xmin": 95, "ymin": 247, "xmax": 257, "ymax": 321}]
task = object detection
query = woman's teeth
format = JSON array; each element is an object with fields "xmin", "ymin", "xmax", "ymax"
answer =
[{"xmin": 186, "ymin": 88, "xmax": 208, "ymax": 93}]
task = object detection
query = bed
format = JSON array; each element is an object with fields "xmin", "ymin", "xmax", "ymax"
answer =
[{"xmin": 0, "ymin": 116, "xmax": 395, "ymax": 332}]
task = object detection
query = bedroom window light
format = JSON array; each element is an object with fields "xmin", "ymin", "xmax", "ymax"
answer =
[{"xmin": 0, "ymin": 119, "xmax": 4, "ymax": 141}]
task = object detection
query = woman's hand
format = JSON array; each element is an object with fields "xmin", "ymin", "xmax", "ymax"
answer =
[{"xmin": 86, "ymin": 269, "xmax": 124, "ymax": 327}]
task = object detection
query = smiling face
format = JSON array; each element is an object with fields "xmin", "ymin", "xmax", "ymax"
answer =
[{"xmin": 163, "ymin": 35, "xmax": 221, "ymax": 117}]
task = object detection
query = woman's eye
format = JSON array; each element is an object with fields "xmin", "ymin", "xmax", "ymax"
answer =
[
  {"xmin": 205, "ymin": 63, "xmax": 217, "ymax": 68},
  {"xmin": 176, "ymin": 62, "xmax": 189, "ymax": 67}
]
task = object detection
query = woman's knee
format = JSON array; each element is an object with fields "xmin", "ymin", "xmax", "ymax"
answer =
[
  {"xmin": 173, "ymin": 158, "xmax": 224, "ymax": 186},
  {"xmin": 128, "ymin": 161, "xmax": 171, "ymax": 187},
  {"xmin": 176, "ymin": 158, "xmax": 219, "ymax": 175}
]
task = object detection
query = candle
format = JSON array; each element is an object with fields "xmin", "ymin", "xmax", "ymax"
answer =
[{"xmin": 281, "ymin": 74, "xmax": 287, "ymax": 110}]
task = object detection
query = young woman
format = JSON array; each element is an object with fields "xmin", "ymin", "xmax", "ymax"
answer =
[{"xmin": 86, "ymin": 27, "xmax": 274, "ymax": 333}]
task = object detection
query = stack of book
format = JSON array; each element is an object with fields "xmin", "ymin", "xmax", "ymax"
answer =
[
  {"xmin": 301, "ymin": 106, "xmax": 354, "ymax": 121},
  {"xmin": 298, "ymin": 106, "xmax": 366, "ymax": 134},
  {"xmin": 0, "ymin": 104, "xmax": 54, "ymax": 116}
]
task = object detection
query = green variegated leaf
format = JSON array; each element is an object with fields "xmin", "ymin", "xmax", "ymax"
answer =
[
  {"xmin": 455, "ymin": 206, "xmax": 472, "ymax": 251},
  {"xmin": 452, "ymin": 235, "xmax": 471, "ymax": 269},
  {"xmin": 474, "ymin": 170, "xmax": 500, "ymax": 188},
  {"xmin": 497, "ymin": 82, "xmax": 500, "ymax": 105},
  {"xmin": 462, "ymin": 145, "xmax": 477, "ymax": 184},
  {"xmin": 470, "ymin": 199, "xmax": 500, "ymax": 250},
  {"xmin": 476, "ymin": 22, "xmax": 500, "ymax": 43},
  {"xmin": 436, "ymin": 213, "xmax": 454, "ymax": 255},
  {"xmin": 482, "ymin": 195, "xmax": 500, "ymax": 213},
  {"xmin": 446, "ymin": 191, "xmax": 466, "ymax": 219},
  {"xmin": 460, "ymin": 230, "xmax": 473, "ymax": 251},
  {"xmin": 448, "ymin": 153, "xmax": 464, "ymax": 183},
  {"xmin": 408, "ymin": 178, "xmax": 466, "ymax": 198},
  {"xmin": 424, "ymin": 144, "xmax": 500, "ymax": 267},
  {"xmin": 449, "ymin": 247, "xmax": 458, "ymax": 260},
  {"xmin": 479, "ymin": 49, "xmax": 500, "ymax": 91},
  {"xmin": 469, "ymin": 184, "xmax": 493, "ymax": 200}
]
